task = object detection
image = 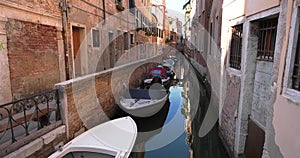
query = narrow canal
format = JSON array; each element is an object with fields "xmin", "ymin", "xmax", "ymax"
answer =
[{"xmin": 116, "ymin": 51, "xmax": 229, "ymax": 158}]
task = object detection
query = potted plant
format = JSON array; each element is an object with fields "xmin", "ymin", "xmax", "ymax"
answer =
[{"xmin": 116, "ymin": 2, "xmax": 125, "ymax": 11}]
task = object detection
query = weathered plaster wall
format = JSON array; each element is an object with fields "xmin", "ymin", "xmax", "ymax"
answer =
[
  {"xmin": 273, "ymin": 0, "xmax": 300, "ymax": 158},
  {"xmin": 245, "ymin": 0, "xmax": 280, "ymax": 17},
  {"xmin": 220, "ymin": 73, "xmax": 241, "ymax": 155},
  {"xmin": 251, "ymin": 61, "xmax": 273, "ymax": 128},
  {"xmin": 0, "ymin": 16, "xmax": 12, "ymax": 104}
]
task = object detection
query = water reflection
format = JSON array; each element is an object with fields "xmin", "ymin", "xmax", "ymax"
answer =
[
  {"xmin": 119, "ymin": 52, "xmax": 229, "ymax": 158},
  {"xmin": 130, "ymin": 83, "xmax": 191, "ymax": 158},
  {"xmin": 129, "ymin": 99, "xmax": 170, "ymax": 158}
]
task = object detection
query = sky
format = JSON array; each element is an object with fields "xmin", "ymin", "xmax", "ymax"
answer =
[
  {"xmin": 165, "ymin": 0, "xmax": 186, "ymax": 22},
  {"xmin": 151, "ymin": 0, "xmax": 185, "ymax": 22},
  {"xmin": 165, "ymin": 0, "xmax": 186, "ymax": 13}
]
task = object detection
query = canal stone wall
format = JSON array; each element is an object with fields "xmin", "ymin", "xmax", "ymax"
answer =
[{"xmin": 55, "ymin": 54, "xmax": 167, "ymax": 140}]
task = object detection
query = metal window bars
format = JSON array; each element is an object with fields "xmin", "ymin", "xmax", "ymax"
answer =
[
  {"xmin": 229, "ymin": 25, "xmax": 243, "ymax": 70},
  {"xmin": 257, "ymin": 18, "xmax": 278, "ymax": 62}
]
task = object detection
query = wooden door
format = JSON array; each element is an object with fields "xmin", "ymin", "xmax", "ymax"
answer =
[
  {"xmin": 245, "ymin": 119, "xmax": 265, "ymax": 158},
  {"xmin": 72, "ymin": 27, "xmax": 81, "ymax": 76}
]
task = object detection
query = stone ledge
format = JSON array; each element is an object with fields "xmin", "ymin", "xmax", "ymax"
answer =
[
  {"xmin": 4, "ymin": 125, "xmax": 66, "ymax": 158},
  {"xmin": 55, "ymin": 54, "xmax": 164, "ymax": 87}
]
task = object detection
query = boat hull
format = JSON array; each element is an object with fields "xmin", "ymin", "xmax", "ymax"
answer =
[
  {"xmin": 119, "ymin": 89, "xmax": 169, "ymax": 117},
  {"xmin": 48, "ymin": 117, "xmax": 137, "ymax": 158}
]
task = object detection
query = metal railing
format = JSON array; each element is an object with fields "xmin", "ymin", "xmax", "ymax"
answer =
[{"xmin": 0, "ymin": 89, "xmax": 61, "ymax": 144}]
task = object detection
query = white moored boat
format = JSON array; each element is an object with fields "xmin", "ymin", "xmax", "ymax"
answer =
[
  {"xmin": 48, "ymin": 117, "xmax": 137, "ymax": 158},
  {"xmin": 119, "ymin": 89, "xmax": 169, "ymax": 117}
]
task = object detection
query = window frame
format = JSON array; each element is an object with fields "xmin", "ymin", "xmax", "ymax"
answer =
[
  {"xmin": 124, "ymin": 32, "xmax": 129, "ymax": 50},
  {"xmin": 228, "ymin": 24, "xmax": 243, "ymax": 70},
  {"xmin": 129, "ymin": 0, "xmax": 135, "ymax": 14},
  {"xmin": 283, "ymin": 3, "xmax": 300, "ymax": 105},
  {"xmin": 256, "ymin": 18, "xmax": 278, "ymax": 62},
  {"xmin": 92, "ymin": 28, "xmax": 100, "ymax": 48},
  {"xmin": 117, "ymin": 30, "xmax": 122, "ymax": 50},
  {"xmin": 116, "ymin": 0, "xmax": 122, "ymax": 4},
  {"xmin": 130, "ymin": 33, "xmax": 135, "ymax": 45}
]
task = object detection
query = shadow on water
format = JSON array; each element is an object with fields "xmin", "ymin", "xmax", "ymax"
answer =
[
  {"xmin": 187, "ymin": 52, "xmax": 229, "ymax": 158},
  {"xmin": 190, "ymin": 83, "xmax": 229, "ymax": 158}
]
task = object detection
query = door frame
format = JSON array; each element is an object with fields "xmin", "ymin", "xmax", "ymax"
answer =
[{"xmin": 70, "ymin": 23, "xmax": 87, "ymax": 78}]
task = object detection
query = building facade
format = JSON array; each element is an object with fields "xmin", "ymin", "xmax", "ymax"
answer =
[
  {"xmin": 0, "ymin": 0, "xmax": 158, "ymax": 104},
  {"xmin": 0, "ymin": 0, "xmax": 63, "ymax": 103},
  {"xmin": 220, "ymin": 0, "xmax": 300, "ymax": 157},
  {"xmin": 0, "ymin": 0, "xmax": 163, "ymax": 156}
]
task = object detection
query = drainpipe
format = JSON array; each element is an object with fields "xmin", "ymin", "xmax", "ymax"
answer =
[
  {"xmin": 60, "ymin": 0, "xmax": 71, "ymax": 80},
  {"xmin": 102, "ymin": 0, "xmax": 106, "ymax": 23}
]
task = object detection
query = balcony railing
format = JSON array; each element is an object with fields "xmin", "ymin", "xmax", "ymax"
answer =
[{"xmin": 0, "ymin": 89, "xmax": 61, "ymax": 145}]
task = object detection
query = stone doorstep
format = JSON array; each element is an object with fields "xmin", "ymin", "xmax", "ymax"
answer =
[{"xmin": 4, "ymin": 125, "xmax": 66, "ymax": 158}]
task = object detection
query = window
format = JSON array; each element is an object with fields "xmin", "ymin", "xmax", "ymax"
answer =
[
  {"xmin": 214, "ymin": 16, "xmax": 219, "ymax": 43},
  {"xmin": 92, "ymin": 29, "xmax": 100, "ymax": 48},
  {"xmin": 130, "ymin": 34, "xmax": 134, "ymax": 44},
  {"xmin": 292, "ymin": 23, "xmax": 300, "ymax": 91},
  {"xmin": 170, "ymin": 34, "xmax": 174, "ymax": 41},
  {"xmin": 129, "ymin": 0, "xmax": 135, "ymax": 14},
  {"xmin": 282, "ymin": 6, "xmax": 300, "ymax": 102},
  {"xmin": 229, "ymin": 25, "xmax": 243, "ymax": 70},
  {"xmin": 124, "ymin": 32, "xmax": 129, "ymax": 50},
  {"xmin": 117, "ymin": 30, "xmax": 122, "ymax": 50},
  {"xmin": 257, "ymin": 18, "xmax": 278, "ymax": 61},
  {"xmin": 116, "ymin": 0, "xmax": 122, "ymax": 4},
  {"xmin": 129, "ymin": 0, "xmax": 135, "ymax": 8}
]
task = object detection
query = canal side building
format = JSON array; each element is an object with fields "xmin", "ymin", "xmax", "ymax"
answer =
[
  {"xmin": 182, "ymin": 0, "xmax": 300, "ymax": 157},
  {"xmin": 220, "ymin": 0, "xmax": 299, "ymax": 157},
  {"xmin": 0, "ymin": 0, "xmax": 63, "ymax": 105},
  {"xmin": 0, "ymin": 0, "xmax": 165, "ymax": 157}
]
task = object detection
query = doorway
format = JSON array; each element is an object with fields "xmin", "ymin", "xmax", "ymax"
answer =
[{"xmin": 72, "ymin": 26, "xmax": 85, "ymax": 77}]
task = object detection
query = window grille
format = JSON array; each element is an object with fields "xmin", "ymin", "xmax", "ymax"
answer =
[
  {"xmin": 229, "ymin": 25, "xmax": 243, "ymax": 70},
  {"xmin": 257, "ymin": 18, "xmax": 278, "ymax": 61}
]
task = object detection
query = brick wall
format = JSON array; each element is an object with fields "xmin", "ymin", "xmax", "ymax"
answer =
[
  {"xmin": 56, "ymin": 54, "xmax": 166, "ymax": 139},
  {"xmin": 1, "ymin": 0, "xmax": 61, "ymax": 16},
  {"xmin": 6, "ymin": 19, "xmax": 60, "ymax": 99},
  {"xmin": 220, "ymin": 74, "xmax": 241, "ymax": 154}
]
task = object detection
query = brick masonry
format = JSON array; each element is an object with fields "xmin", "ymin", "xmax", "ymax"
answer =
[
  {"xmin": 220, "ymin": 73, "xmax": 241, "ymax": 155},
  {"xmin": 56, "ymin": 54, "xmax": 166, "ymax": 140},
  {"xmin": 6, "ymin": 19, "xmax": 60, "ymax": 99}
]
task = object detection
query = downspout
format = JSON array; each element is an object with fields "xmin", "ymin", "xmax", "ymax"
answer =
[
  {"xmin": 102, "ymin": 0, "xmax": 106, "ymax": 23},
  {"xmin": 60, "ymin": 0, "xmax": 70, "ymax": 80}
]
